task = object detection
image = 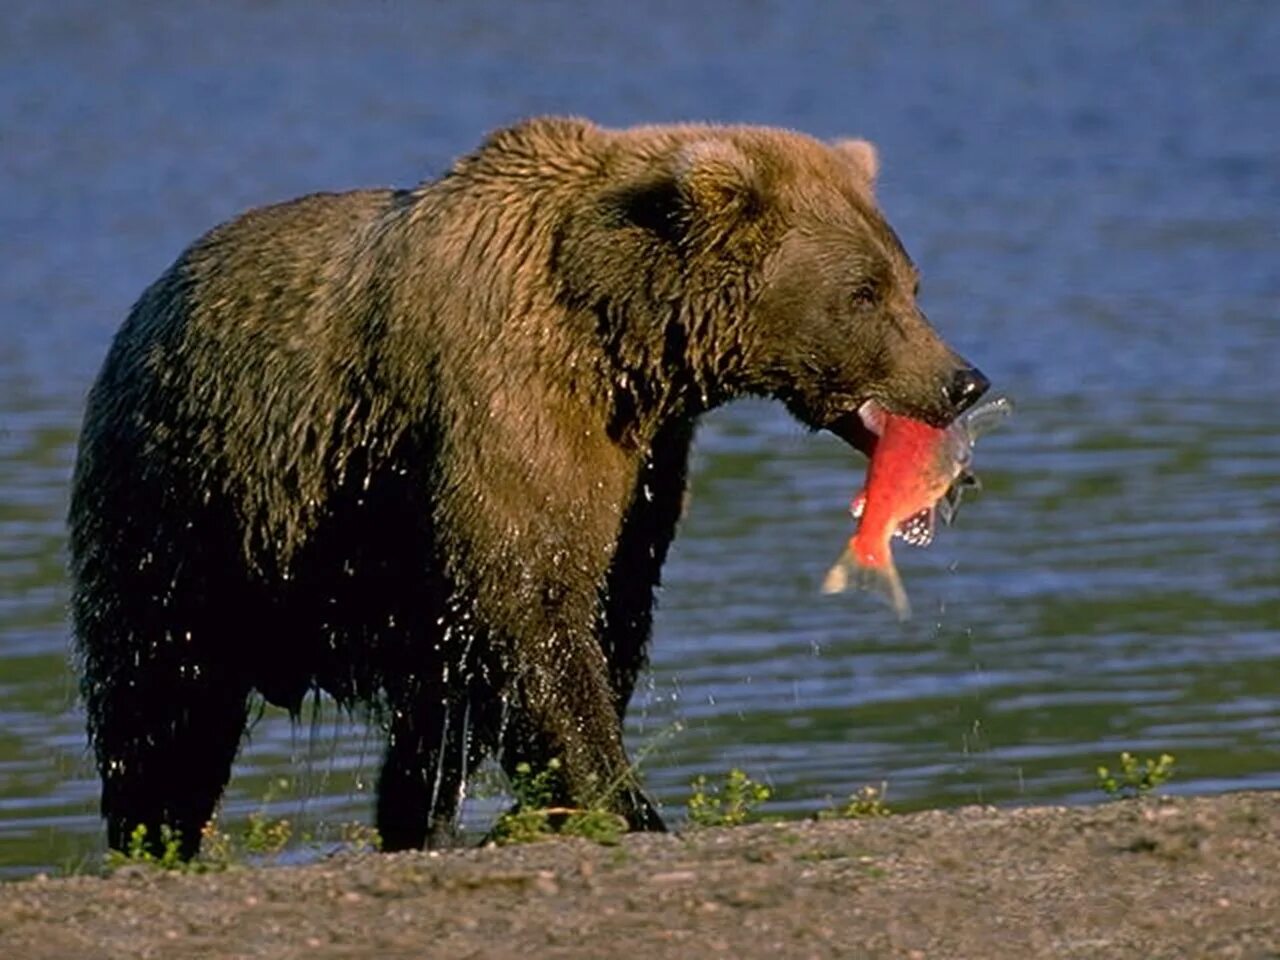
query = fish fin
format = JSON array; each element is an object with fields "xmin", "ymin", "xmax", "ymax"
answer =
[
  {"xmin": 938, "ymin": 470, "xmax": 981, "ymax": 526},
  {"xmin": 849, "ymin": 490, "xmax": 867, "ymax": 520},
  {"xmin": 937, "ymin": 493, "xmax": 957, "ymax": 527},
  {"xmin": 899, "ymin": 508, "xmax": 936, "ymax": 547},
  {"xmin": 960, "ymin": 396, "xmax": 1014, "ymax": 440},
  {"xmin": 821, "ymin": 548, "xmax": 912, "ymax": 620}
]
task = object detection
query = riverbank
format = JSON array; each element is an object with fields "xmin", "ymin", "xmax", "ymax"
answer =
[{"xmin": 2, "ymin": 791, "xmax": 1276, "ymax": 959}]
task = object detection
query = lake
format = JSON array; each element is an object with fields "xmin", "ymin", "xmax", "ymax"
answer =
[{"xmin": 1, "ymin": 0, "xmax": 1277, "ymax": 878}]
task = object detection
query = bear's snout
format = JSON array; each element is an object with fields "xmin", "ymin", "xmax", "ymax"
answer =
[{"xmin": 944, "ymin": 365, "xmax": 989, "ymax": 416}]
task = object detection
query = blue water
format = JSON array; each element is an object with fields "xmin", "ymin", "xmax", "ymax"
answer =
[{"xmin": 2, "ymin": 0, "xmax": 1277, "ymax": 878}]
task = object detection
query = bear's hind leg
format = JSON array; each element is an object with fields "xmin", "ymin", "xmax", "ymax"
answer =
[{"xmin": 375, "ymin": 690, "xmax": 483, "ymax": 851}]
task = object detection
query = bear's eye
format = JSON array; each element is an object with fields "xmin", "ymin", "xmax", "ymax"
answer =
[{"xmin": 850, "ymin": 283, "xmax": 879, "ymax": 308}]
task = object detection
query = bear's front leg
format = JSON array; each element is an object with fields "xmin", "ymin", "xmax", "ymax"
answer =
[
  {"xmin": 497, "ymin": 614, "xmax": 665, "ymax": 832},
  {"xmin": 431, "ymin": 409, "xmax": 667, "ymax": 834}
]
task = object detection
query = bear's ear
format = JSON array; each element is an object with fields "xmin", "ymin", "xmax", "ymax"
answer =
[
  {"xmin": 605, "ymin": 138, "xmax": 762, "ymax": 243},
  {"xmin": 832, "ymin": 138, "xmax": 879, "ymax": 191},
  {"xmin": 672, "ymin": 139, "xmax": 762, "ymax": 218}
]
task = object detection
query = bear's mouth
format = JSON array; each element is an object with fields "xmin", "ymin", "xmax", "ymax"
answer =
[{"xmin": 825, "ymin": 400, "xmax": 886, "ymax": 459}]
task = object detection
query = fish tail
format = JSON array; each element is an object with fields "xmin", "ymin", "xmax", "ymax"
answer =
[
  {"xmin": 855, "ymin": 559, "xmax": 911, "ymax": 621},
  {"xmin": 821, "ymin": 547, "xmax": 856, "ymax": 595},
  {"xmin": 821, "ymin": 547, "xmax": 912, "ymax": 620}
]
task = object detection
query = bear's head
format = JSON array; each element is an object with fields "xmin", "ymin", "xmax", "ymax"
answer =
[{"xmin": 542, "ymin": 119, "xmax": 987, "ymax": 452}]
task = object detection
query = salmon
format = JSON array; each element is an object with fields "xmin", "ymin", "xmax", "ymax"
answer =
[{"xmin": 822, "ymin": 397, "xmax": 1012, "ymax": 619}]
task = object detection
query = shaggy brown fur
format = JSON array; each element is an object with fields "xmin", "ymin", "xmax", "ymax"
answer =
[{"xmin": 69, "ymin": 117, "xmax": 986, "ymax": 857}]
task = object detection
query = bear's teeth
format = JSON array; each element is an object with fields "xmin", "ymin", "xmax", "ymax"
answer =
[{"xmin": 857, "ymin": 400, "xmax": 885, "ymax": 436}]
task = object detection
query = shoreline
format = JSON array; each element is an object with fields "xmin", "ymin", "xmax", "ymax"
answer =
[{"xmin": 2, "ymin": 791, "xmax": 1277, "ymax": 959}]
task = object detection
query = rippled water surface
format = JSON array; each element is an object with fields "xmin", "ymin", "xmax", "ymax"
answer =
[{"xmin": 2, "ymin": 1, "xmax": 1277, "ymax": 878}]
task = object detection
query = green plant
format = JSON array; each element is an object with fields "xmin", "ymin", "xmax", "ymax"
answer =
[
  {"xmin": 243, "ymin": 777, "xmax": 293, "ymax": 855},
  {"xmin": 1096, "ymin": 752, "xmax": 1176, "ymax": 799},
  {"xmin": 102, "ymin": 777, "xmax": 365, "ymax": 874},
  {"xmin": 510, "ymin": 758, "xmax": 564, "ymax": 811},
  {"xmin": 103, "ymin": 824, "xmax": 186, "ymax": 873},
  {"xmin": 686, "ymin": 768, "xmax": 772, "ymax": 827},
  {"xmin": 337, "ymin": 820, "xmax": 383, "ymax": 853},
  {"xmin": 243, "ymin": 809, "xmax": 292, "ymax": 855},
  {"xmin": 819, "ymin": 782, "xmax": 892, "ymax": 820},
  {"xmin": 199, "ymin": 817, "xmax": 235, "ymax": 870},
  {"xmin": 489, "ymin": 757, "xmax": 628, "ymax": 845},
  {"xmin": 490, "ymin": 808, "xmax": 553, "ymax": 845},
  {"xmin": 559, "ymin": 808, "xmax": 627, "ymax": 845}
]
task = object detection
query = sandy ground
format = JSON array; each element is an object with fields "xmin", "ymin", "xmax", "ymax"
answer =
[{"xmin": 2, "ymin": 792, "xmax": 1277, "ymax": 960}]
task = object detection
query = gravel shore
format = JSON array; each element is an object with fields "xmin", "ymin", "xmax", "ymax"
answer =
[{"xmin": 2, "ymin": 792, "xmax": 1277, "ymax": 959}]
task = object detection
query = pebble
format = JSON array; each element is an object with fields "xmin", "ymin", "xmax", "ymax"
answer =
[
  {"xmin": 533, "ymin": 871, "xmax": 559, "ymax": 895},
  {"xmin": 648, "ymin": 870, "xmax": 698, "ymax": 885}
]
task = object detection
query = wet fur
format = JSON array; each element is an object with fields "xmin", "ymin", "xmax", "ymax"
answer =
[{"xmin": 70, "ymin": 117, "xmax": 971, "ymax": 856}]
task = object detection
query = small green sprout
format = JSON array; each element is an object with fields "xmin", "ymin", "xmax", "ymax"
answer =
[
  {"xmin": 819, "ymin": 782, "xmax": 892, "ymax": 820},
  {"xmin": 559, "ymin": 808, "xmax": 627, "ymax": 845},
  {"xmin": 242, "ymin": 777, "xmax": 293, "ymax": 856},
  {"xmin": 103, "ymin": 823, "xmax": 186, "ymax": 873},
  {"xmin": 1096, "ymin": 752, "xmax": 1176, "ymax": 799},
  {"xmin": 337, "ymin": 821, "xmax": 383, "ymax": 853},
  {"xmin": 490, "ymin": 757, "xmax": 627, "ymax": 845},
  {"xmin": 510, "ymin": 758, "xmax": 564, "ymax": 812},
  {"xmin": 686, "ymin": 768, "xmax": 772, "ymax": 827},
  {"xmin": 243, "ymin": 810, "xmax": 292, "ymax": 855}
]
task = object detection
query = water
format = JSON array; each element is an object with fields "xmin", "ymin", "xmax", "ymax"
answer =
[{"xmin": 2, "ymin": 1, "xmax": 1277, "ymax": 878}]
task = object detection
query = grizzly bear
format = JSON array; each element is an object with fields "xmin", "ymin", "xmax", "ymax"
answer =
[{"xmin": 69, "ymin": 117, "xmax": 987, "ymax": 857}]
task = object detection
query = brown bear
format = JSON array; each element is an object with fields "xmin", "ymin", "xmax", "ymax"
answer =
[{"xmin": 69, "ymin": 117, "xmax": 987, "ymax": 857}]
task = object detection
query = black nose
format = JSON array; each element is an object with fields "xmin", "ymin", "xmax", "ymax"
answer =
[{"xmin": 945, "ymin": 366, "xmax": 990, "ymax": 413}]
